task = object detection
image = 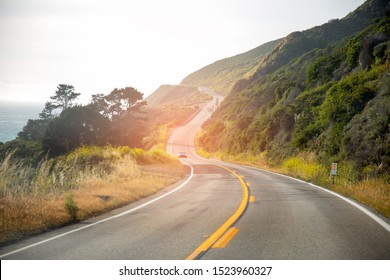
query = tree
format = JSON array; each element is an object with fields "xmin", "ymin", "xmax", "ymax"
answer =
[
  {"xmin": 18, "ymin": 119, "xmax": 49, "ymax": 141},
  {"xmin": 109, "ymin": 110, "xmax": 148, "ymax": 147},
  {"xmin": 90, "ymin": 93, "xmax": 109, "ymax": 117},
  {"xmin": 39, "ymin": 101, "xmax": 56, "ymax": 120},
  {"xmin": 42, "ymin": 106, "xmax": 110, "ymax": 156},
  {"xmin": 105, "ymin": 87, "xmax": 145, "ymax": 119},
  {"xmin": 50, "ymin": 84, "xmax": 80, "ymax": 111},
  {"xmin": 89, "ymin": 87, "xmax": 148, "ymax": 146}
]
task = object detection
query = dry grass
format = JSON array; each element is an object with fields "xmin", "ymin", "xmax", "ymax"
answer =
[
  {"xmin": 0, "ymin": 196, "xmax": 69, "ymax": 243},
  {"xmin": 330, "ymin": 179, "xmax": 390, "ymax": 218},
  {"xmin": 0, "ymin": 148, "xmax": 183, "ymax": 245},
  {"xmin": 73, "ymin": 161, "xmax": 182, "ymax": 220}
]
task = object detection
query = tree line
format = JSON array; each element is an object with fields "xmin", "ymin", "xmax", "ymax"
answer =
[{"xmin": 6, "ymin": 84, "xmax": 148, "ymax": 159}]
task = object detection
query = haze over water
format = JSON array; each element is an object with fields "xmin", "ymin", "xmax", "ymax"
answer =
[{"xmin": 0, "ymin": 102, "xmax": 42, "ymax": 143}]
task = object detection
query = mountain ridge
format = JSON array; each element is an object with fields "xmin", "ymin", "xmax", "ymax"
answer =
[
  {"xmin": 180, "ymin": 38, "xmax": 281, "ymax": 95},
  {"xmin": 230, "ymin": 0, "xmax": 389, "ymax": 94},
  {"xmin": 146, "ymin": 84, "xmax": 204, "ymax": 107}
]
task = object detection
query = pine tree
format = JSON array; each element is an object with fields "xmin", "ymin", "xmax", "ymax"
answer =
[
  {"xmin": 39, "ymin": 101, "xmax": 56, "ymax": 119},
  {"xmin": 50, "ymin": 84, "xmax": 80, "ymax": 111}
]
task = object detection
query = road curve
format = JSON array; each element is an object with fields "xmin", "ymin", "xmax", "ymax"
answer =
[
  {"xmin": 1, "ymin": 89, "xmax": 389, "ymax": 259},
  {"xmin": 170, "ymin": 89, "xmax": 390, "ymax": 259}
]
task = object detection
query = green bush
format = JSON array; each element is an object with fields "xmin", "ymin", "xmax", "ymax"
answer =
[
  {"xmin": 281, "ymin": 155, "xmax": 325, "ymax": 182},
  {"xmin": 64, "ymin": 194, "xmax": 79, "ymax": 221},
  {"xmin": 346, "ymin": 40, "xmax": 361, "ymax": 68}
]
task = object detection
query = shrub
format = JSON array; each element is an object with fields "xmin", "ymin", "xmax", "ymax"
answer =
[
  {"xmin": 128, "ymin": 148, "xmax": 146, "ymax": 163},
  {"xmin": 146, "ymin": 148, "xmax": 176, "ymax": 164},
  {"xmin": 281, "ymin": 154, "xmax": 326, "ymax": 182},
  {"xmin": 64, "ymin": 194, "xmax": 79, "ymax": 221},
  {"xmin": 66, "ymin": 146, "xmax": 106, "ymax": 164}
]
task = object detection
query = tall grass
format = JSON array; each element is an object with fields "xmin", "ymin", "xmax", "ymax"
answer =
[
  {"xmin": 0, "ymin": 149, "xmax": 113, "ymax": 198},
  {"xmin": 0, "ymin": 145, "xmax": 182, "ymax": 244}
]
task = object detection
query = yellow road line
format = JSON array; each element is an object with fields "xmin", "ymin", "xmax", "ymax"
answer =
[
  {"xmin": 185, "ymin": 165, "xmax": 249, "ymax": 260},
  {"xmin": 250, "ymin": 195, "xmax": 255, "ymax": 202},
  {"xmin": 212, "ymin": 227, "xmax": 239, "ymax": 249},
  {"xmin": 246, "ymin": 182, "xmax": 251, "ymax": 187}
]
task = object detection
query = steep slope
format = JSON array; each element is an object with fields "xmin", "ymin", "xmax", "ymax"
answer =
[
  {"xmin": 232, "ymin": 0, "xmax": 389, "ymax": 93},
  {"xmin": 198, "ymin": 0, "xmax": 390, "ymax": 177},
  {"xmin": 180, "ymin": 39, "xmax": 281, "ymax": 95},
  {"xmin": 146, "ymin": 84, "xmax": 209, "ymax": 107},
  {"xmin": 142, "ymin": 84, "xmax": 212, "ymax": 149}
]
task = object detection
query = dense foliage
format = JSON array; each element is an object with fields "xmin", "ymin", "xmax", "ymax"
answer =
[
  {"xmin": 198, "ymin": 0, "xmax": 390, "ymax": 178},
  {"xmin": 0, "ymin": 85, "xmax": 148, "ymax": 160}
]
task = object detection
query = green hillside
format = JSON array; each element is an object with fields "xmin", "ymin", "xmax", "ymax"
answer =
[
  {"xmin": 142, "ymin": 84, "xmax": 212, "ymax": 149},
  {"xmin": 198, "ymin": 0, "xmax": 390, "ymax": 178},
  {"xmin": 144, "ymin": 84, "xmax": 212, "ymax": 127},
  {"xmin": 146, "ymin": 84, "xmax": 208, "ymax": 107},
  {"xmin": 181, "ymin": 39, "xmax": 281, "ymax": 95},
  {"xmin": 246, "ymin": 0, "xmax": 389, "ymax": 81}
]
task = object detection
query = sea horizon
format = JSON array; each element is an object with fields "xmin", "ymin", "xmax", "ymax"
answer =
[{"xmin": 0, "ymin": 100, "xmax": 43, "ymax": 143}]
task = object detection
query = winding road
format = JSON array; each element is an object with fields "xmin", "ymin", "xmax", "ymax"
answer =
[{"xmin": 1, "ymin": 88, "xmax": 389, "ymax": 260}]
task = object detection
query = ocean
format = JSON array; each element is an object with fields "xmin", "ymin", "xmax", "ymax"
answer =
[{"xmin": 0, "ymin": 102, "xmax": 43, "ymax": 143}]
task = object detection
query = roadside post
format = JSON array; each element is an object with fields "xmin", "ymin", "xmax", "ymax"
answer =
[{"xmin": 330, "ymin": 162, "xmax": 338, "ymax": 184}]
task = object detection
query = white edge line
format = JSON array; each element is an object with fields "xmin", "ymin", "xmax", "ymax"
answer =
[
  {"xmin": 202, "ymin": 157, "xmax": 390, "ymax": 233},
  {"xmin": 245, "ymin": 164, "xmax": 390, "ymax": 233},
  {"xmin": 307, "ymin": 182, "xmax": 390, "ymax": 233},
  {"xmin": 0, "ymin": 162, "xmax": 194, "ymax": 259}
]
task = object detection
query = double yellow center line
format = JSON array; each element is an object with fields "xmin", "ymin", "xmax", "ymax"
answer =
[{"xmin": 186, "ymin": 165, "xmax": 249, "ymax": 260}]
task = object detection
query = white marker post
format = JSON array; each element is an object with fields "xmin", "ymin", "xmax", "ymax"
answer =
[{"xmin": 330, "ymin": 162, "xmax": 338, "ymax": 184}]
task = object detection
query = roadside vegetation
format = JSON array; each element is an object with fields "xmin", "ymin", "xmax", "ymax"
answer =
[
  {"xmin": 0, "ymin": 145, "xmax": 181, "ymax": 245},
  {"xmin": 2, "ymin": 0, "xmax": 389, "ymax": 246},
  {"xmin": 0, "ymin": 72, "xmax": 215, "ymax": 245},
  {"xmin": 0, "ymin": 82, "xmax": 192, "ymax": 245},
  {"xmin": 197, "ymin": 147, "xmax": 390, "ymax": 218}
]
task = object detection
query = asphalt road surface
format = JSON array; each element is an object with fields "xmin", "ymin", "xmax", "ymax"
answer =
[{"xmin": 1, "ymin": 89, "xmax": 389, "ymax": 260}]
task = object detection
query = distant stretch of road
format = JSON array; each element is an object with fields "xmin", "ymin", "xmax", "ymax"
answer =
[{"xmin": 1, "ymin": 88, "xmax": 389, "ymax": 259}]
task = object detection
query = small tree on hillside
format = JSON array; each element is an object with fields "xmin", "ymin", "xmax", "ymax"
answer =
[
  {"xmin": 91, "ymin": 87, "xmax": 146, "ymax": 120},
  {"xmin": 91, "ymin": 93, "xmax": 109, "ymax": 117},
  {"xmin": 39, "ymin": 101, "xmax": 56, "ymax": 120},
  {"xmin": 50, "ymin": 84, "xmax": 81, "ymax": 111},
  {"xmin": 106, "ymin": 87, "xmax": 145, "ymax": 118}
]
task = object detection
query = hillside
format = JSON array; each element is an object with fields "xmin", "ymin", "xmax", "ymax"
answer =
[
  {"xmin": 142, "ymin": 84, "xmax": 212, "ymax": 149},
  {"xmin": 197, "ymin": 0, "xmax": 390, "ymax": 178},
  {"xmin": 238, "ymin": 0, "xmax": 389, "ymax": 86},
  {"xmin": 144, "ymin": 84, "xmax": 212, "ymax": 126},
  {"xmin": 181, "ymin": 39, "xmax": 281, "ymax": 95},
  {"xmin": 146, "ymin": 84, "xmax": 209, "ymax": 107}
]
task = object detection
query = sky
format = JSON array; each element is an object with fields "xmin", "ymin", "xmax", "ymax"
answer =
[{"xmin": 0, "ymin": 0, "xmax": 366, "ymax": 105}]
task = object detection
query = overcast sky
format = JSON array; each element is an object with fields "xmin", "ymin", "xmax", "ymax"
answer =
[{"xmin": 0, "ymin": 0, "xmax": 365, "ymax": 104}]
